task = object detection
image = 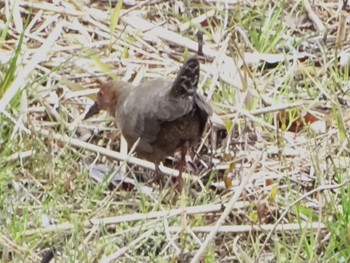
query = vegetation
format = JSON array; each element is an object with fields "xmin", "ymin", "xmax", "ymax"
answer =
[{"xmin": 1, "ymin": 0, "xmax": 350, "ymax": 262}]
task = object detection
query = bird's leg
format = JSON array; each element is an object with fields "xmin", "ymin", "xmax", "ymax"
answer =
[
  {"xmin": 152, "ymin": 164, "xmax": 165, "ymax": 190},
  {"xmin": 174, "ymin": 143, "xmax": 188, "ymax": 191},
  {"xmin": 154, "ymin": 163, "xmax": 163, "ymax": 184},
  {"xmin": 153, "ymin": 161, "xmax": 181, "ymax": 191}
]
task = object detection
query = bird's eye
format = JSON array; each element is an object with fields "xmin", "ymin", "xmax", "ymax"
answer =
[{"xmin": 98, "ymin": 90, "xmax": 103, "ymax": 97}]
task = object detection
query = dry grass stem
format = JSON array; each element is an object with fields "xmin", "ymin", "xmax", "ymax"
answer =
[
  {"xmin": 25, "ymin": 203, "xmax": 223, "ymax": 236},
  {"xmin": 2, "ymin": 0, "xmax": 349, "ymax": 261},
  {"xmin": 191, "ymin": 152, "xmax": 263, "ymax": 263}
]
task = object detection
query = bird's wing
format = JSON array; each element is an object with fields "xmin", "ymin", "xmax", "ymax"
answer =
[
  {"xmin": 132, "ymin": 79, "xmax": 194, "ymax": 121},
  {"xmin": 120, "ymin": 79, "xmax": 194, "ymax": 144}
]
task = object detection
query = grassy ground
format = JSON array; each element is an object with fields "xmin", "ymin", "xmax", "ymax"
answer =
[{"xmin": 1, "ymin": 0, "xmax": 350, "ymax": 262}]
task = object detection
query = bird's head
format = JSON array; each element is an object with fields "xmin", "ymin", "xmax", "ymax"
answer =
[{"xmin": 84, "ymin": 80, "xmax": 130, "ymax": 119}]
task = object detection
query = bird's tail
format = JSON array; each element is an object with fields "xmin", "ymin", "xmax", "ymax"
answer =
[{"xmin": 170, "ymin": 57, "xmax": 200, "ymax": 97}]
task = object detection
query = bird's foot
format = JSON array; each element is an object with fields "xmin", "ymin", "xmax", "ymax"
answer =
[
  {"xmin": 154, "ymin": 164, "xmax": 165, "ymax": 186},
  {"xmin": 173, "ymin": 174, "xmax": 184, "ymax": 192}
]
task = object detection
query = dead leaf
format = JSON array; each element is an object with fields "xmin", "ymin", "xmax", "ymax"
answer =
[{"xmin": 276, "ymin": 109, "xmax": 325, "ymax": 133}]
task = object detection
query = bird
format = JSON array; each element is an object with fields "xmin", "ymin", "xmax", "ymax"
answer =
[{"xmin": 84, "ymin": 57, "xmax": 212, "ymax": 190}]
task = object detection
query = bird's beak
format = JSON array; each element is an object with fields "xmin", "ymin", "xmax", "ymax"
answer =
[{"xmin": 84, "ymin": 102, "xmax": 101, "ymax": 120}]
